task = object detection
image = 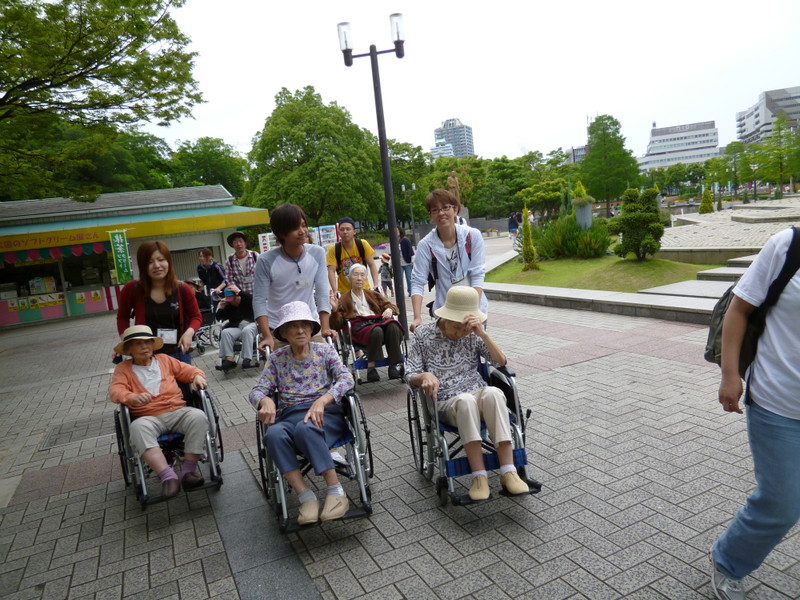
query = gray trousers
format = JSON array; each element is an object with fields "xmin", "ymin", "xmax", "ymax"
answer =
[
  {"xmin": 129, "ymin": 407, "xmax": 209, "ymax": 456},
  {"xmin": 220, "ymin": 321, "xmax": 258, "ymax": 361}
]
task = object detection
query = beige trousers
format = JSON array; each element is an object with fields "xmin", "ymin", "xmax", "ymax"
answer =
[{"xmin": 436, "ymin": 386, "xmax": 511, "ymax": 446}]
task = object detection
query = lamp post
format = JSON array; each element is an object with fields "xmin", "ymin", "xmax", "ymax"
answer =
[
  {"xmin": 337, "ymin": 14, "xmax": 408, "ymax": 332},
  {"xmin": 401, "ymin": 183, "xmax": 416, "ymax": 244}
]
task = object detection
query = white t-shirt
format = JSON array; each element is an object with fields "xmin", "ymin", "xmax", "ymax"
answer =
[
  {"xmin": 734, "ymin": 228, "xmax": 800, "ymax": 419},
  {"xmin": 132, "ymin": 358, "xmax": 163, "ymax": 397}
]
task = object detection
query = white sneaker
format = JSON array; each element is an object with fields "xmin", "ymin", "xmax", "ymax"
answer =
[{"xmin": 709, "ymin": 550, "xmax": 745, "ymax": 600}]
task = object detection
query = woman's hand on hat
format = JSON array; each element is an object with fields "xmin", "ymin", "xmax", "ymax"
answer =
[
  {"xmin": 462, "ymin": 314, "xmax": 483, "ymax": 336},
  {"xmin": 129, "ymin": 393, "xmax": 152, "ymax": 406},
  {"xmin": 193, "ymin": 375, "xmax": 207, "ymax": 390}
]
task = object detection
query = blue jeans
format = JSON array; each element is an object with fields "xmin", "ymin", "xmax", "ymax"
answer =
[
  {"xmin": 713, "ymin": 400, "xmax": 800, "ymax": 579},
  {"xmin": 265, "ymin": 405, "xmax": 347, "ymax": 476},
  {"xmin": 401, "ymin": 264, "xmax": 413, "ymax": 296}
]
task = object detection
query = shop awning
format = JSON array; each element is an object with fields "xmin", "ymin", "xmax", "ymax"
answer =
[{"xmin": 3, "ymin": 242, "xmax": 111, "ymax": 265}]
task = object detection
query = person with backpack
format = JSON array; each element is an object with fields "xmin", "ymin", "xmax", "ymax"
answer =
[
  {"xmin": 326, "ymin": 217, "xmax": 380, "ymax": 294},
  {"xmin": 710, "ymin": 227, "xmax": 800, "ymax": 600},
  {"xmin": 196, "ymin": 248, "xmax": 226, "ymax": 312},
  {"xmin": 409, "ymin": 189, "xmax": 488, "ymax": 331}
]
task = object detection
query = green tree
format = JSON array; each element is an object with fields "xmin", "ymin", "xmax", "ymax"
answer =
[
  {"xmin": 664, "ymin": 163, "xmax": 688, "ymax": 196},
  {"xmin": 520, "ymin": 205, "xmax": 538, "ymax": 270},
  {"xmin": 244, "ymin": 86, "xmax": 382, "ymax": 225},
  {"xmin": 580, "ymin": 115, "xmax": 640, "ymax": 217},
  {"xmin": 171, "ymin": 137, "xmax": 246, "ymax": 197},
  {"xmin": 698, "ymin": 188, "xmax": 714, "ymax": 214},
  {"xmin": 725, "ymin": 141, "xmax": 746, "ymax": 200},
  {"xmin": 759, "ymin": 112, "xmax": 795, "ymax": 198},
  {"xmin": 516, "ymin": 178, "xmax": 566, "ymax": 221},
  {"xmin": 0, "ymin": 0, "xmax": 201, "ymax": 200},
  {"xmin": 607, "ymin": 188, "xmax": 664, "ymax": 261}
]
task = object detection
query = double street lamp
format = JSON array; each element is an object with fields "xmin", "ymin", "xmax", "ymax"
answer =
[{"xmin": 337, "ymin": 14, "xmax": 408, "ymax": 332}]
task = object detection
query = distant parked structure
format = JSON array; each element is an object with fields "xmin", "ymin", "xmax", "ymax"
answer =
[
  {"xmin": 432, "ymin": 118, "xmax": 474, "ymax": 158},
  {"xmin": 736, "ymin": 86, "xmax": 800, "ymax": 145},
  {"xmin": 637, "ymin": 121, "xmax": 719, "ymax": 171}
]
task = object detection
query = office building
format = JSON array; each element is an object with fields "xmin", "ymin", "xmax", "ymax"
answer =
[
  {"xmin": 736, "ymin": 86, "xmax": 800, "ymax": 144},
  {"xmin": 433, "ymin": 118, "xmax": 474, "ymax": 158},
  {"xmin": 638, "ymin": 121, "xmax": 719, "ymax": 171},
  {"xmin": 430, "ymin": 138, "xmax": 455, "ymax": 159}
]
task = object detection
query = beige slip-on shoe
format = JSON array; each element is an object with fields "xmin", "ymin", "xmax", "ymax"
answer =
[
  {"xmin": 298, "ymin": 499, "xmax": 319, "ymax": 525},
  {"xmin": 501, "ymin": 471, "xmax": 529, "ymax": 495},
  {"xmin": 320, "ymin": 494, "xmax": 349, "ymax": 522},
  {"xmin": 468, "ymin": 474, "xmax": 490, "ymax": 501}
]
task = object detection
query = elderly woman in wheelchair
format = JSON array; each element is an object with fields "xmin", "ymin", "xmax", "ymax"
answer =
[
  {"xmin": 250, "ymin": 301, "xmax": 355, "ymax": 526},
  {"xmin": 110, "ymin": 325, "xmax": 209, "ymax": 500},
  {"xmin": 406, "ymin": 286, "xmax": 531, "ymax": 502},
  {"xmin": 329, "ymin": 262, "xmax": 404, "ymax": 383}
]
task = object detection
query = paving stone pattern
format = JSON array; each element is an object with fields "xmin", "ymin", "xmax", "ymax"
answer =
[{"xmin": 2, "ymin": 234, "xmax": 800, "ymax": 598}]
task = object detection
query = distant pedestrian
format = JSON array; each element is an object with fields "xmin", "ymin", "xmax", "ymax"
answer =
[
  {"xmin": 398, "ymin": 227, "xmax": 415, "ymax": 296},
  {"xmin": 379, "ymin": 254, "xmax": 393, "ymax": 296}
]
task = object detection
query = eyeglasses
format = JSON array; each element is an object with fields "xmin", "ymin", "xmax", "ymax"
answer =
[{"xmin": 429, "ymin": 205, "xmax": 455, "ymax": 215}]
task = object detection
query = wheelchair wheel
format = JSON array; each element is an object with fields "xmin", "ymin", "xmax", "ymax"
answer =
[
  {"xmin": 196, "ymin": 344, "xmax": 206, "ymax": 356},
  {"xmin": 114, "ymin": 410, "xmax": 132, "ymax": 486},
  {"xmin": 407, "ymin": 389, "xmax": 429, "ymax": 478},
  {"xmin": 256, "ymin": 417, "xmax": 270, "ymax": 498}
]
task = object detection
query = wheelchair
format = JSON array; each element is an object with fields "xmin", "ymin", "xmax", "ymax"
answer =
[
  {"xmin": 192, "ymin": 309, "xmax": 221, "ymax": 355},
  {"xmin": 114, "ymin": 387, "xmax": 224, "ymax": 509},
  {"xmin": 216, "ymin": 327, "xmax": 265, "ymax": 374},
  {"xmin": 336, "ymin": 318, "xmax": 407, "ymax": 386},
  {"xmin": 406, "ymin": 361, "xmax": 541, "ymax": 506},
  {"xmin": 255, "ymin": 389, "xmax": 373, "ymax": 533}
]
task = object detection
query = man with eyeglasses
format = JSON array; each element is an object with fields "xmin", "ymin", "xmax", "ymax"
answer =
[{"xmin": 409, "ymin": 189, "xmax": 487, "ymax": 331}]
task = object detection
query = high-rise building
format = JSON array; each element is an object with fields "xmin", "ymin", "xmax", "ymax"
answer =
[
  {"xmin": 432, "ymin": 118, "xmax": 474, "ymax": 158},
  {"xmin": 637, "ymin": 121, "xmax": 719, "ymax": 171},
  {"xmin": 736, "ymin": 86, "xmax": 800, "ymax": 144}
]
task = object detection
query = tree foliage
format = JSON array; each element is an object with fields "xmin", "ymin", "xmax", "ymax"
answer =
[
  {"xmin": 698, "ymin": 188, "xmax": 714, "ymax": 213},
  {"xmin": 520, "ymin": 205, "xmax": 538, "ymax": 270},
  {"xmin": 607, "ymin": 188, "xmax": 664, "ymax": 261},
  {"xmin": 579, "ymin": 115, "xmax": 640, "ymax": 216},
  {"xmin": 244, "ymin": 86, "xmax": 382, "ymax": 225},
  {"xmin": 0, "ymin": 0, "xmax": 201, "ymax": 200},
  {"xmin": 516, "ymin": 178, "xmax": 566, "ymax": 221},
  {"xmin": 171, "ymin": 137, "xmax": 246, "ymax": 197}
]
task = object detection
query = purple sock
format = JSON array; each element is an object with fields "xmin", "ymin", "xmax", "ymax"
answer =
[
  {"xmin": 182, "ymin": 460, "xmax": 198, "ymax": 475},
  {"xmin": 158, "ymin": 467, "xmax": 178, "ymax": 482}
]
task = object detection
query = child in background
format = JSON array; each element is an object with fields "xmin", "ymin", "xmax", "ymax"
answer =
[{"xmin": 379, "ymin": 254, "xmax": 393, "ymax": 297}]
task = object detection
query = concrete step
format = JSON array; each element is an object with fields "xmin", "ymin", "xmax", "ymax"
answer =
[
  {"xmin": 696, "ymin": 266, "xmax": 746, "ymax": 282},
  {"xmin": 483, "ymin": 282, "xmax": 717, "ymax": 325},
  {"xmin": 727, "ymin": 255, "xmax": 757, "ymax": 268},
  {"xmin": 638, "ymin": 279, "xmax": 731, "ymax": 299}
]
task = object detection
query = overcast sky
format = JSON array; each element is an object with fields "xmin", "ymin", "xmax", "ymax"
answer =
[{"xmin": 145, "ymin": 0, "xmax": 799, "ymax": 162}]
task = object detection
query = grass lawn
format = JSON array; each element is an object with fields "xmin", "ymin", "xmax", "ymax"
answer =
[{"xmin": 486, "ymin": 254, "xmax": 724, "ymax": 293}]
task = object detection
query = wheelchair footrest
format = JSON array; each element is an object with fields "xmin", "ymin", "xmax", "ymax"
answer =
[{"xmin": 445, "ymin": 447, "xmax": 528, "ymax": 478}]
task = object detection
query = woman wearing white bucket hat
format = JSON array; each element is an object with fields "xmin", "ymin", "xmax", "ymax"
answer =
[
  {"xmin": 405, "ymin": 286, "xmax": 529, "ymax": 501},
  {"xmin": 249, "ymin": 301, "xmax": 354, "ymax": 525}
]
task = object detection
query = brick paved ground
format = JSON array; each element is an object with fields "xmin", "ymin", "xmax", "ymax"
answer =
[{"xmin": 2, "ymin": 232, "xmax": 800, "ymax": 599}]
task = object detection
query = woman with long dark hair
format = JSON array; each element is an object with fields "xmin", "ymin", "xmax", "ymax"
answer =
[{"xmin": 115, "ymin": 241, "xmax": 202, "ymax": 364}]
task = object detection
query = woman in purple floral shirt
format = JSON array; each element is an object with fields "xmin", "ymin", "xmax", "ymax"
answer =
[{"xmin": 249, "ymin": 301, "xmax": 353, "ymax": 525}]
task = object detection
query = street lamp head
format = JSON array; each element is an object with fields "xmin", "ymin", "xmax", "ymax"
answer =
[
  {"xmin": 390, "ymin": 13, "xmax": 405, "ymax": 59},
  {"xmin": 337, "ymin": 22, "xmax": 354, "ymax": 66}
]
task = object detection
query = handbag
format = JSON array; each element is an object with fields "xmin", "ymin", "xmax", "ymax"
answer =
[{"xmin": 704, "ymin": 227, "xmax": 800, "ymax": 378}]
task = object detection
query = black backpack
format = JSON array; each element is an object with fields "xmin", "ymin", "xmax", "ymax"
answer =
[
  {"xmin": 704, "ymin": 226, "xmax": 800, "ymax": 378},
  {"xmin": 334, "ymin": 238, "xmax": 367, "ymax": 275}
]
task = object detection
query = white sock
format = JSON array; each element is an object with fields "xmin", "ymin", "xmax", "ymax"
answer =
[
  {"xmin": 298, "ymin": 488, "xmax": 316, "ymax": 504},
  {"xmin": 327, "ymin": 483, "xmax": 344, "ymax": 497},
  {"xmin": 471, "ymin": 470, "xmax": 487, "ymax": 480},
  {"xmin": 499, "ymin": 464, "xmax": 516, "ymax": 476}
]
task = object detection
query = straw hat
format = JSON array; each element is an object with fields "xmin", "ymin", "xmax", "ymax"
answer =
[
  {"xmin": 114, "ymin": 325, "xmax": 164, "ymax": 355},
  {"xmin": 272, "ymin": 301, "xmax": 321, "ymax": 342},
  {"xmin": 381, "ymin": 253, "xmax": 390, "ymax": 263},
  {"xmin": 433, "ymin": 286, "xmax": 487, "ymax": 323}
]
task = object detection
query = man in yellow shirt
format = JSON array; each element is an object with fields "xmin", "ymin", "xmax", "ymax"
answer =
[{"xmin": 326, "ymin": 217, "xmax": 380, "ymax": 293}]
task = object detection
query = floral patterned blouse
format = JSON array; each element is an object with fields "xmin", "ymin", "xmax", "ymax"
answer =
[{"xmin": 249, "ymin": 342, "xmax": 353, "ymax": 418}]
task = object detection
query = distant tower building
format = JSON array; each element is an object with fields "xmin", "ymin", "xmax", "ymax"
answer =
[
  {"xmin": 564, "ymin": 145, "xmax": 588, "ymax": 164},
  {"xmin": 430, "ymin": 138, "xmax": 455, "ymax": 159},
  {"xmin": 432, "ymin": 118, "xmax": 474, "ymax": 158},
  {"xmin": 637, "ymin": 121, "xmax": 719, "ymax": 171},
  {"xmin": 736, "ymin": 86, "xmax": 800, "ymax": 145}
]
